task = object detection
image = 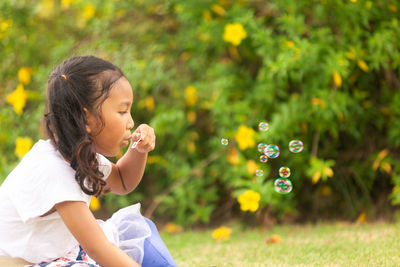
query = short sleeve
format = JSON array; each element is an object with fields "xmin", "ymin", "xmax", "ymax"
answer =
[
  {"xmin": 97, "ymin": 153, "xmax": 112, "ymax": 180},
  {"xmin": 2, "ymin": 140, "xmax": 90, "ymax": 223}
]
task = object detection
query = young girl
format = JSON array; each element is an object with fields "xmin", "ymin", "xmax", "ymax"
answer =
[{"xmin": 0, "ymin": 56, "xmax": 177, "ymax": 267}]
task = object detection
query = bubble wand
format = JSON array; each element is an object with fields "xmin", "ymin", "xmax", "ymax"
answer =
[{"xmin": 131, "ymin": 133, "xmax": 142, "ymax": 149}]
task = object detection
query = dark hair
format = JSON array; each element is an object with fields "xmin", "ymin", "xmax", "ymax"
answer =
[{"xmin": 44, "ymin": 56, "xmax": 124, "ymax": 196}]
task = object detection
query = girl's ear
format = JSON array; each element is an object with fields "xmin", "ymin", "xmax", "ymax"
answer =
[{"xmin": 83, "ymin": 107, "xmax": 94, "ymax": 134}]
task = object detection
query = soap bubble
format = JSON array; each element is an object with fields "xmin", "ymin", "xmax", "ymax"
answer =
[
  {"xmin": 279, "ymin": 167, "xmax": 291, "ymax": 178},
  {"xmin": 289, "ymin": 140, "xmax": 303, "ymax": 153},
  {"xmin": 257, "ymin": 143, "xmax": 268, "ymax": 153},
  {"xmin": 274, "ymin": 178, "xmax": 293, "ymax": 194},
  {"xmin": 221, "ymin": 138, "xmax": 229, "ymax": 146},
  {"xmin": 256, "ymin": 169, "xmax": 264, "ymax": 176},
  {"xmin": 264, "ymin": 144, "xmax": 280, "ymax": 158},
  {"xmin": 259, "ymin": 155, "xmax": 268, "ymax": 163},
  {"xmin": 258, "ymin": 122, "xmax": 269, "ymax": 131}
]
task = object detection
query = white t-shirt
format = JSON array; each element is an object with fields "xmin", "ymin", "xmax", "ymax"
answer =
[{"xmin": 0, "ymin": 139, "xmax": 112, "ymax": 263}]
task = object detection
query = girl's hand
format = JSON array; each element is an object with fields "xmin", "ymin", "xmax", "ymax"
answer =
[{"xmin": 131, "ymin": 124, "xmax": 156, "ymax": 153}]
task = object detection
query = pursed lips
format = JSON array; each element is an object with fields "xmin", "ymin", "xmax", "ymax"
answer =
[{"xmin": 122, "ymin": 136, "xmax": 132, "ymax": 146}]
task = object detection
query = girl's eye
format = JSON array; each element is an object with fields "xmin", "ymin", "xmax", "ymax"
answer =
[{"xmin": 119, "ymin": 111, "xmax": 127, "ymax": 115}]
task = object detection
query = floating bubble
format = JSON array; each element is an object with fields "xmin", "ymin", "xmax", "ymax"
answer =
[
  {"xmin": 257, "ymin": 143, "xmax": 268, "ymax": 153},
  {"xmin": 221, "ymin": 138, "xmax": 229, "ymax": 146},
  {"xmin": 256, "ymin": 169, "xmax": 264, "ymax": 176},
  {"xmin": 289, "ymin": 140, "xmax": 303, "ymax": 153},
  {"xmin": 264, "ymin": 144, "xmax": 280, "ymax": 158},
  {"xmin": 259, "ymin": 155, "xmax": 268, "ymax": 163},
  {"xmin": 274, "ymin": 178, "xmax": 293, "ymax": 194},
  {"xmin": 279, "ymin": 167, "xmax": 291, "ymax": 178},
  {"xmin": 258, "ymin": 122, "xmax": 269, "ymax": 131}
]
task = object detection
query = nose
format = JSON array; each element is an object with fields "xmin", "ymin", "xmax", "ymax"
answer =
[{"xmin": 127, "ymin": 113, "xmax": 134, "ymax": 130}]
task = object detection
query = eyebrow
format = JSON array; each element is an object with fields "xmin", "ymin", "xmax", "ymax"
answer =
[{"xmin": 118, "ymin": 100, "xmax": 132, "ymax": 107}]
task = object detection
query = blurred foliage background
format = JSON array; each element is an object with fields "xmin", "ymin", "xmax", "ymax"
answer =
[{"xmin": 1, "ymin": 0, "xmax": 400, "ymax": 228}]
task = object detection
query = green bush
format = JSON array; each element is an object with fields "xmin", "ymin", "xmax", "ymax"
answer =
[{"xmin": 1, "ymin": 0, "xmax": 399, "ymax": 226}]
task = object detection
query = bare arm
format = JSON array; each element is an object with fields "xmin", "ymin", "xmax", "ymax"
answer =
[
  {"xmin": 55, "ymin": 201, "xmax": 140, "ymax": 267},
  {"xmin": 104, "ymin": 124, "xmax": 155, "ymax": 195}
]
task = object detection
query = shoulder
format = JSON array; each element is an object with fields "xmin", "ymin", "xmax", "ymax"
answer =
[
  {"xmin": 19, "ymin": 139, "xmax": 70, "ymax": 167},
  {"xmin": 22, "ymin": 140, "xmax": 75, "ymax": 181},
  {"xmin": 2, "ymin": 140, "xmax": 72, "ymax": 184},
  {"xmin": 2, "ymin": 139, "xmax": 81, "ymax": 199},
  {"xmin": 1, "ymin": 140, "xmax": 91, "ymax": 222}
]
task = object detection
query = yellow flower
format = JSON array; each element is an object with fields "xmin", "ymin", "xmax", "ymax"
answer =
[
  {"xmin": 187, "ymin": 111, "xmax": 196, "ymax": 124},
  {"xmin": 357, "ymin": 59, "xmax": 369, "ymax": 72},
  {"xmin": 333, "ymin": 70, "xmax": 342, "ymax": 88},
  {"xmin": 381, "ymin": 162, "xmax": 392, "ymax": 174},
  {"xmin": 372, "ymin": 160, "xmax": 381, "ymax": 171},
  {"xmin": 145, "ymin": 96, "xmax": 155, "ymax": 111},
  {"xmin": 312, "ymin": 170, "xmax": 321, "ymax": 184},
  {"xmin": 37, "ymin": 0, "xmax": 55, "ymax": 18},
  {"xmin": 356, "ymin": 211, "xmax": 366, "ymax": 224},
  {"xmin": 373, "ymin": 149, "xmax": 389, "ymax": 171},
  {"xmin": 211, "ymin": 4, "xmax": 226, "ymax": 16},
  {"xmin": 78, "ymin": 4, "xmax": 96, "ymax": 27},
  {"xmin": 324, "ymin": 167, "xmax": 334, "ymax": 177},
  {"xmin": 147, "ymin": 155, "xmax": 168, "ymax": 166},
  {"xmin": 61, "ymin": 0, "xmax": 74, "ymax": 10},
  {"xmin": 223, "ymin": 23, "xmax": 247, "ymax": 46},
  {"xmin": 89, "ymin": 196, "xmax": 100, "ymax": 211},
  {"xmin": 234, "ymin": 125, "xmax": 256, "ymax": 150},
  {"xmin": 15, "ymin": 137, "xmax": 33, "ymax": 159},
  {"xmin": 286, "ymin": 40, "xmax": 294, "ymax": 48},
  {"xmin": 138, "ymin": 96, "xmax": 155, "ymax": 111},
  {"xmin": 212, "ymin": 226, "xmax": 232, "ymax": 241},
  {"xmin": 202, "ymin": 10, "xmax": 212, "ymax": 21},
  {"xmin": 237, "ymin": 190, "xmax": 260, "ymax": 212},
  {"xmin": 378, "ymin": 149, "xmax": 389, "ymax": 160},
  {"xmin": 246, "ymin": 160, "xmax": 258, "ymax": 175},
  {"xmin": 164, "ymin": 222, "xmax": 182, "ymax": 234},
  {"xmin": 319, "ymin": 185, "xmax": 333, "ymax": 196},
  {"xmin": 311, "ymin": 98, "xmax": 325, "ymax": 108},
  {"xmin": 393, "ymin": 186, "xmax": 398, "ymax": 194},
  {"xmin": 18, "ymin": 67, "xmax": 32, "ymax": 85},
  {"xmin": 0, "ymin": 18, "xmax": 13, "ymax": 39},
  {"xmin": 7, "ymin": 84, "xmax": 28, "ymax": 115},
  {"xmin": 185, "ymin": 85, "xmax": 198, "ymax": 107},
  {"xmin": 227, "ymin": 147, "xmax": 240, "ymax": 165},
  {"xmin": 0, "ymin": 18, "xmax": 12, "ymax": 32},
  {"xmin": 265, "ymin": 234, "xmax": 283, "ymax": 244},
  {"xmin": 82, "ymin": 4, "xmax": 96, "ymax": 20},
  {"xmin": 186, "ymin": 141, "xmax": 196, "ymax": 153}
]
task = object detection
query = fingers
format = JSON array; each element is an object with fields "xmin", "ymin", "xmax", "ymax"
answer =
[{"xmin": 131, "ymin": 124, "xmax": 156, "ymax": 153}]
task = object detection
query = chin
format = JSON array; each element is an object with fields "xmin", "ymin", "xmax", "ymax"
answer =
[{"xmin": 98, "ymin": 148, "xmax": 120, "ymax": 158}]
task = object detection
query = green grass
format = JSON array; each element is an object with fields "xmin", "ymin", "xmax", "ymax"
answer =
[{"xmin": 160, "ymin": 222, "xmax": 400, "ymax": 266}]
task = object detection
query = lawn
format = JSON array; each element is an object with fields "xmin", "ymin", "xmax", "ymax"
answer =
[{"xmin": 160, "ymin": 221, "xmax": 400, "ymax": 266}]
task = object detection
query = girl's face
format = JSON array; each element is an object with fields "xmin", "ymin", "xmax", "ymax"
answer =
[{"xmin": 86, "ymin": 77, "xmax": 134, "ymax": 157}]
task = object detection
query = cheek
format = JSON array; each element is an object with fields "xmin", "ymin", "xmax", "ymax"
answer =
[{"xmin": 104, "ymin": 117, "xmax": 126, "ymax": 135}]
